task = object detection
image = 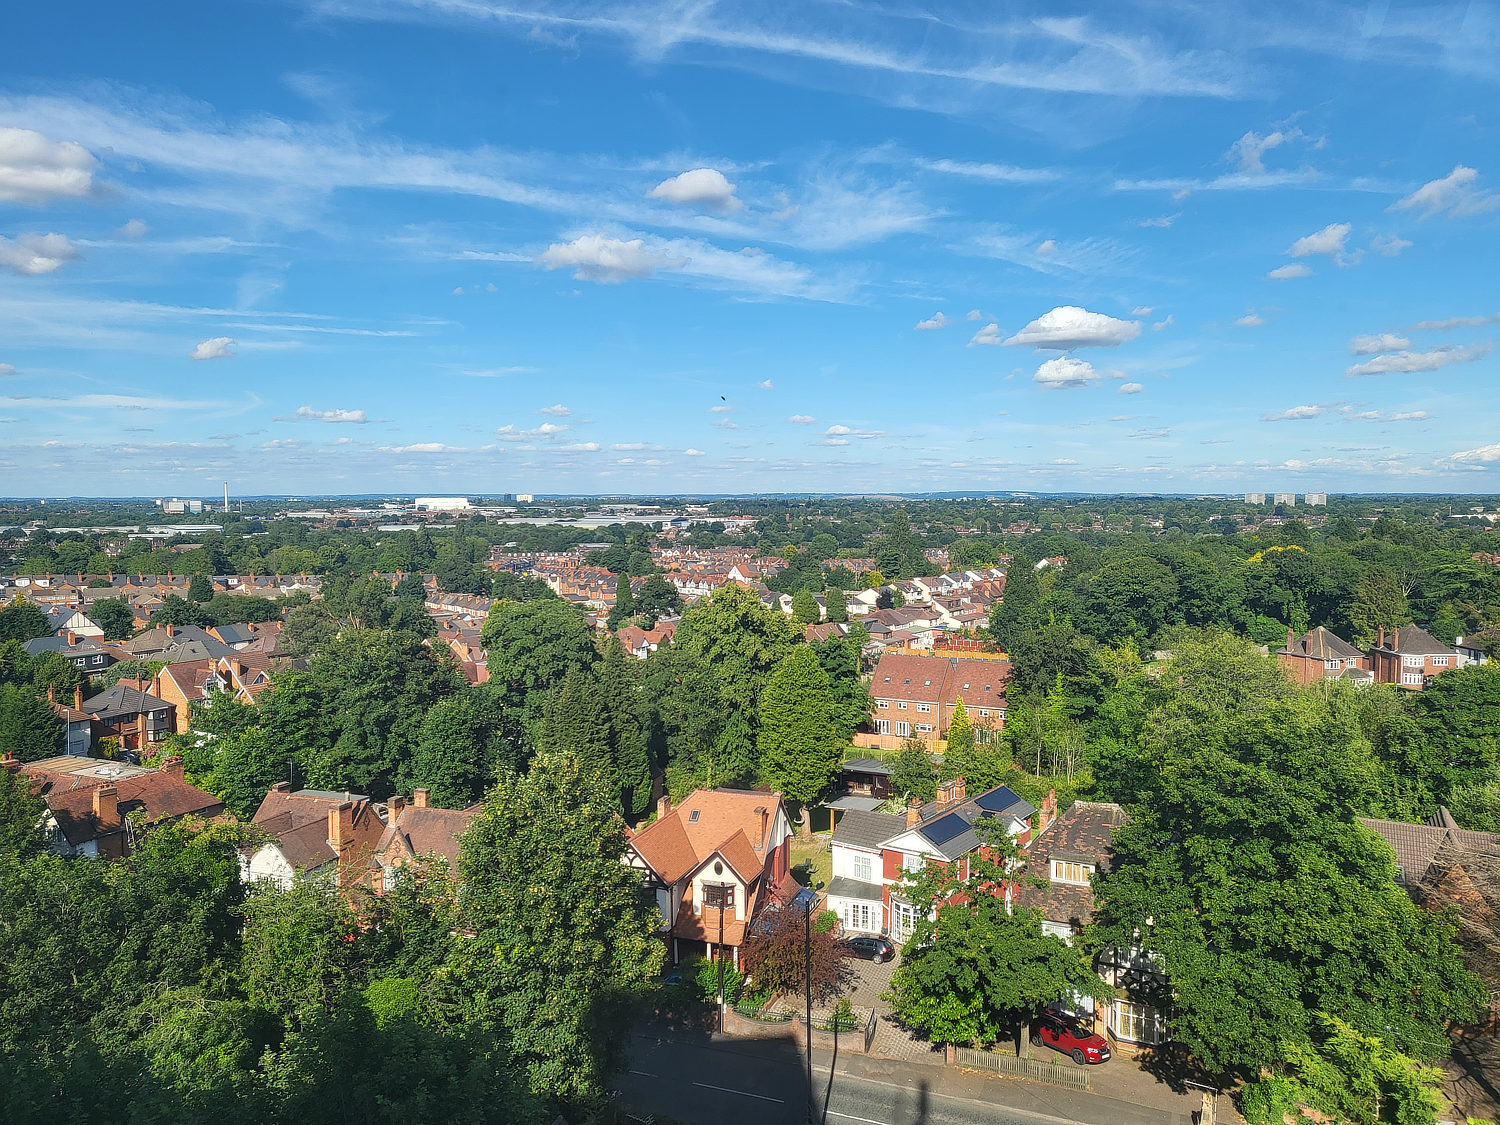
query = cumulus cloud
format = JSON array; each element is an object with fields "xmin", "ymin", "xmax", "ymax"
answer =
[
  {"xmin": 709, "ymin": 404, "xmax": 731, "ymax": 413},
  {"xmin": 1036, "ymin": 239, "xmax": 1058, "ymax": 256},
  {"xmin": 914, "ymin": 312, "xmax": 948, "ymax": 330},
  {"xmin": 966, "ymin": 309, "xmax": 983, "ymax": 321},
  {"xmin": 0, "ymin": 128, "xmax": 96, "ymax": 204},
  {"xmin": 1263, "ymin": 404, "xmax": 1323, "ymax": 420},
  {"xmin": 1345, "ymin": 343, "xmax": 1492, "ymax": 377},
  {"xmin": 0, "ymin": 232, "xmax": 79, "ymax": 275},
  {"xmin": 968, "ymin": 322, "xmax": 1002, "ymax": 347},
  {"xmin": 1349, "ymin": 333, "xmax": 1410, "ymax": 355},
  {"xmin": 1268, "ymin": 263, "xmax": 1311, "ymax": 280},
  {"xmin": 190, "ymin": 336, "xmax": 236, "ymax": 361},
  {"xmin": 1392, "ymin": 166, "xmax": 1499, "ymax": 219},
  {"xmin": 684, "ymin": 447, "xmax": 705, "ymax": 456},
  {"xmin": 825, "ymin": 424, "xmax": 885, "ymax": 439},
  {"xmin": 758, "ymin": 379, "xmax": 773, "ymax": 389},
  {"xmin": 495, "ymin": 421, "xmax": 568, "ymax": 441},
  {"xmin": 1034, "ymin": 356, "xmax": 1100, "ymax": 388},
  {"xmin": 1450, "ymin": 441, "xmax": 1500, "ymax": 463},
  {"xmin": 612, "ymin": 442, "xmax": 649, "ymax": 451},
  {"xmin": 1118, "ymin": 382, "xmax": 1145, "ymax": 394},
  {"xmin": 537, "ymin": 403, "xmax": 571, "ymax": 416},
  {"xmin": 1288, "ymin": 222, "xmax": 1351, "ymax": 258},
  {"xmin": 1004, "ymin": 306, "xmax": 1141, "ymax": 350},
  {"xmin": 647, "ymin": 167, "xmax": 741, "ymax": 213},
  {"xmin": 1371, "ymin": 234, "xmax": 1411, "ymax": 257},
  {"xmin": 819, "ymin": 437, "xmax": 849, "ymax": 446},
  {"xmin": 297, "ymin": 405, "xmax": 368, "ymax": 423},
  {"xmin": 534, "ymin": 230, "xmax": 834, "ymax": 299},
  {"xmin": 1153, "ymin": 315, "xmax": 1174, "ymax": 331},
  {"xmin": 381, "ymin": 442, "xmax": 464, "ymax": 453},
  {"xmin": 788, "ymin": 414, "xmax": 816, "ymax": 424},
  {"xmin": 1235, "ymin": 313, "xmax": 1265, "ymax": 327}
]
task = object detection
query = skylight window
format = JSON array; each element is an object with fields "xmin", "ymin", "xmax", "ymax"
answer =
[{"xmin": 688, "ymin": 810, "xmax": 700, "ymax": 823}]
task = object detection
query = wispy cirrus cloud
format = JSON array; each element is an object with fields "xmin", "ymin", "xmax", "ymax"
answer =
[{"xmin": 1345, "ymin": 344, "xmax": 1492, "ymax": 377}]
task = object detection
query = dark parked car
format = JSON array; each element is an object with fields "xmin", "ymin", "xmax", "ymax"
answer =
[
  {"xmin": 1031, "ymin": 1010, "xmax": 1111, "ymax": 1065},
  {"xmin": 840, "ymin": 935, "xmax": 896, "ymax": 963}
]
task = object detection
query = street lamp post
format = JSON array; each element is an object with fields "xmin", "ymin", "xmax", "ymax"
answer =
[{"xmin": 804, "ymin": 896, "xmax": 814, "ymax": 1124}]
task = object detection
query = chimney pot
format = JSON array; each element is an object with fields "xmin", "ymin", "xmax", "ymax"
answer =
[
  {"xmin": 93, "ymin": 785, "xmax": 119, "ymax": 829},
  {"xmin": 413, "ymin": 788, "xmax": 430, "ymax": 808}
]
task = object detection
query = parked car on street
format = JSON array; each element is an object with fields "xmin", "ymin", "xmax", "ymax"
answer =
[
  {"xmin": 1031, "ymin": 1010, "xmax": 1111, "ymax": 1065},
  {"xmin": 840, "ymin": 935, "xmax": 896, "ymax": 963}
]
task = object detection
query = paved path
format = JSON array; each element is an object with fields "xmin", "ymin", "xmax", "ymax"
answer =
[{"xmin": 616, "ymin": 1030, "xmax": 1220, "ymax": 1125}]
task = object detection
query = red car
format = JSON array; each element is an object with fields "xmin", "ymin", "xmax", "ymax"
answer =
[{"xmin": 1031, "ymin": 1011, "xmax": 1112, "ymax": 1065}]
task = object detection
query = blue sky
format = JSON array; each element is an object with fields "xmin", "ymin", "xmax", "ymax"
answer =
[{"xmin": 2, "ymin": 1, "xmax": 1499, "ymax": 497}]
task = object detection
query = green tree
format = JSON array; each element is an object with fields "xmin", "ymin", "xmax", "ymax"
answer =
[
  {"xmin": 238, "ymin": 880, "xmax": 359, "ymax": 1027},
  {"xmin": 90, "ymin": 598, "xmax": 136, "ymax": 640},
  {"xmin": 607, "ymin": 573, "xmax": 634, "ymax": 630},
  {"xmin": 188, "ymin": 573, "xmax": 214, "ymax": 603},
  {"xmin": 884, "ymin": 820, "xmax": 1106, "ymax": 1047},
  {"xmin": 812, "ymin": 632, "xmax": 869, "ymax": 740},
  {"xmin": 0, "ymin": 602, "xmax": 49, "ymax": 643},
  {"xmin": 403, "ymin": 688, "xmax": 513, "ymax": 808},
  {"xmin": 280, "ymin": 602, "xmax": 340, "ymax": 657},
  {"xmin": 990, "ymin": 559, "xmax": 1040, "ymax": 651},
  {"xmin": 890, "ymin": 739, "xmax": 937, "ymax": 803},
  {"xmin": 533, "ymin": 667, "xmax": 613, "ymax": 785},
  {"xmin": 791, "ymin": 588, "xmax": 821, "ymax": 626},
  {"xmin": 455, "ymin": 751, "xmax": 665, "ymax": 1101},
  {"xmin": 700, "ymin": 708, "xmax": 757, "ymax": 791},
  {"xmin": 597, "ymin": 637, "xmax": 651, "ymax": 817},
  {"xmin": 0, "ymin": 763, "xmax": 45, "ymax": 857},
  {"xmin": 0, "ymin": 684, "xmax": 63, "ymax": 762},
  {"xmin": 758, "ymin": 646, "xmax": 844, "ymax": 835},
  {"xmin": 941, "ymin": 698, "xmax": 975, "ymax": 781},
  {"xmin": 481, "ymin": 599, "xmax": 598, "ymax": 734},
  {"xmin": 1350, "ymin": 566, "xmax": 1412, "ymax": 646},
  {"xmin": 153, "ymin": 594, "xmax": 206, "ymax": 628},
  {"xmin": 824, "ymin": 585, "xmax": 848, "ymax": 623},
  {"xmin": 632, "ymin": 573, "xmax": 682, "ymax": 622}
]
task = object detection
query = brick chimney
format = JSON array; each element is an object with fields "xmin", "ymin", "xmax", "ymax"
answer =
[
  {"xmin": 906, "ymin": 797, "xmax": 923, "ymax": 828},
  {"xmin": 160, "ymin": 755, "xmax": 185, "ymax": 780},
  {"xmin": 74, "ymin": 685, "xmax": 84, "ymax": 710},
  {"xmin": 93, "ymin": 785, "xmax": 119, "ymax": 828},
  {"xmin": 657, "ymin": 794, "xmax": 672, "ymax": 820},
  {"xmin": 413, "ymin": 788, "xmax": 430, "ymax": 809},
  {"xmin": 66, "ymin": 629, "xmax": 76, "ymax": 646},
  {"xmin": 1286, "ymin": 626, "xmax": 1295, "ymax": 650},
  {"xmin": 936, "ymin": 776, "xmax": 966, "ymax": 813},
  {"xmin": 47, "ymin": 683, "xmax": 56, "ymax": 704},
  {"xmin": 387, "ymin": 795, "xmax": 405, "ymax": 820},
  {"xmin": 1039, "ymin": 788, "xmax": 1058, "ymax": 834},
  {"xmin": 165, "ymin": 623, "xmax": 175, "ymax": 638},
  {"xmin": 329, "ymin": 801, "xmax": 355, "ymax": 853},
  {"xmin": 271, "ymin": 781, "xmax": 291, "ymax": 793}
]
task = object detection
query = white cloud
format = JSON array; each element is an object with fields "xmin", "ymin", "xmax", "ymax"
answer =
[
  {"xmin": 537, "ymin": 403, "xmax": 572, "ymax": 416},
  {"xmin": 1131, "ymin": 306, "xmax": 1153, "ymax": 316},
  {"xmin": 0, "ymin": 128, "xmax": 96, "ymax": 204},
  {"xmin": 1234, "ymin": 313, "xmax": 1265, "ymax": 327},
  {"xmin": 1118, "ymin": 382, "xmax": 1145, "ymax": 394},
  {"xmin": 0, "ymin": 232, "xmax": 79, "ymax": 275},
  {"xmin": 612, "ymin": 442, "xmax": 649, "ymax": 451},
  {"xmin": 788, "ymin": 414, "xmax": 816, "ymax": 424},
  {"xmin": 758, "ymin": 379, "xmax": 773, "ymax": 390},
  {"xmin": 1450, "ymin": 441, "xmax": 1500, "ymax": 463},
  {"xmin": 190, "ymin": 336, "xmax": 236, "ymax": 360},
  {"xmin": 495, "ymin": 421, "xmax": 569, "ymax": 441},
  {"xmin": 1263, "ymin": 404, "xmax": 1323, "ymax": 420},
  {"xmin": 1036, "ymin": 239, "xmax": 1058, "ymax": 256},
  {"xmin": 1389, "ymin": 411, "xmax": 1429, "ymax": 421},
  {"xmin": 1287, "ymin": 222, "xmax": 1351, "ymax": 259},
  {"xmin": 915, "ymin": 311, "xmax": 948, "ymax": 331},
  {"xmin": 1345, "ymin": 343, "xmax": 1492, "ymax": 377},
  {"xmin": 684, "ymin": 447, "xmax": 705, "ymax": 456},
  {"xmin": 819, "ymin": 437, "xmax": 849, "ymax": 446},
  {"xmin": 1137, "ymin": 214, "xmax": 1177, "ymax": 228},
  {"xmin": 714, "ymin": 418, "xmax": 740, "ymax": 430},
  {"xmin": 968, "ymin": 322, "xmax": 1002, "ymax": 347},
  {"xmin": 824, "ymin": 424, "xmax": 884, "ymax": 438},
  {"xmin": 914, "ymin": 157, "xmax": 1059, "ymax": 184},
  {"xmin": 966, "ymin": 309, "xmax": 982, "ymax": 321},
  {"xmin": 1392, "ymin": 166, "xmax": 1500, "ymax": 219},
  {"xmin": 381, "ymin": 442, "xmax": 464, "ymax": 453},
  {"xmin": 0, "ymin": 363, "xmax": 14, "ymax": 376},
  {"xmin": 536, "ymin": 234, "xmax": 678, "ymax": 282},
  {"xmin": 1033, "ymin": 356, "xmax": 1100, "ymax": 388},
  {"xmin": 1268, "ymin": 263, "xmax": 1311, "ymax": 280},
  {"xmin": 1005, "ymin": 306, "xmax": 1141, "ymax": 350},
  {"xmin": 648, "ymin": 167, "xmax": 741, "ymax": 213},
  {"xmin": 297, "ymin": 405, "xmax": 368, "ymax": 423},
  {"xmin": 1371, "ymin": 234, "xmax": 1411, "ymax": 257},
  {"xmin": 1152, "ymin": 314, "xmax": 1174, "ymax": 331},
  {"xmin": 1349, "ymin": 333, "xmax": 1410, "ymax": 355},
  {"xmin": 709, "ymin": 404, "xmax": 731, "ymax": 413},
  {"xmin": 116, "ymin": 218, "xmax": 149, "ymax": 239},
  {"xmin": 557, "ymin": 441, "xmax": 601, "ymax": 451},
  {"xmin": 1228, "ymin": 129, "xmax": 1290, "ymax": 175},
  {"xmin": 1413, "ymin": 312, "xmax": 1500, "ymax": 331}
]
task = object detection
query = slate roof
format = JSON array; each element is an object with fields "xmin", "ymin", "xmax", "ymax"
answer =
[
  {"xmin": 250, "ymin": 785, "xmax": 385, "ymax": 875},
  {"xmin": 122, "ymin": 624, "xmax": 230, "ymax": 656},
  {"xmin": 1373, "ymin": 625, "xmax": 1458, "ymax": 656},
  {"xmin": 24, "ymin": 761, "xmax": 223, "ymax": 847},
  {"xmin": 22, "ymin": 635, "xmax": 119, "ymax": 660},
  {"xmin": 1359, "ymin": 812, "xmax": 1500, "ymax": 886},
  {"xmin": 375, "ymin": 803, "xmax": 483, "ymax": 868},
  {"xmin": 832, "ymin": 808, "xmax": 906, "ymax": 852},
  {"xmin": 79, "ymin": 683, "xmax": 171, "ymax": 720},
  {"xmin": 1014, "ymin": 801, "xmax": 1128, "ymax": 929},
  {"xmin": 1279, "ymin": 626, "xmax": 1364, "ymax": 662},
  {"xmin": 826, "ymin": 875, "xmax": 884, "ymax": 902}
]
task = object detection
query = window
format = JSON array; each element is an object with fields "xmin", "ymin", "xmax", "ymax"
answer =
[
  {"xmin": 382, "ymin": 864, "xmax": 398, "ymax": 891},
  {"xmin": 916, "ymin": 703, "xmax": 931, "ymax": 712},
  {"xmin": 688, "ymin": 810, "xmax": 700, "ymax": 823},
  {"xmin": 893, "ymin": 722, "xmax": 909, "ymax": 738},
  {"xmin": 850, "ymin": 853, "xmax": 873, "ymax": 882},
  {"xmin": 1052, "ymin": 860, "xmax": 1093, "ymax": 884},
  {"xmin": 916, "ymin": 723, "xmax": 933, "ymax": 733},
  {"xmin": 703, "ymin": 883, "xmax": 735, "ymax": 910},
  {"xmin": 844, "ymin": 901, "xmax": 875, "ymax": 932},
  {"xmin": 1404, "ymin": 655, "xmax": 1424, "ymax": 668},
  {"xmin": 1432, "ymin": 656, "xmax": 1449, "ymax": 667},
  {"xmin": 897, "ymin": 701, "xmax": 908, "ymax": 710},
  {"xmin": 903, "ymin": 852, "xmax": 924, "ymax": 872},
  {"xmin": 1111, "ymin": 1000, "xmax": 1165, "ymax": 1045},
  {"xmin": 876, "ymin": 699, "xmax": 889, "ymax": 709},
  {"xmin": 976, "ymin": 708, "xmax": 989, "ymax": 718},
  {"xmin": 1402, "ymin": 673, "xmax": 1424, "ymax": 686},
  {"xmin": 874, "ymin": 719, "xmax": 890, "ymax": 735},
  {"xmin": 891, "ymin": 898, "xmax": 919, "ymax": 942},
  {"xmin": 1325, "ymin": 659, "xmax": 1341, "ymax": 670}
]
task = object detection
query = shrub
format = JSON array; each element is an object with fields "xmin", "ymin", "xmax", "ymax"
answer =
[{"xmin": 814, "ymin": 909, "xmax": 838, "ymax": 934}]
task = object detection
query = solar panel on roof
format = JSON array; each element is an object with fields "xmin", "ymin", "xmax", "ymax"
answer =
[
  {"xmin": 923, "ymin": 812, "xmax": 971, "ymax": 846},
  {"xmin": 974, "ymin": 787, "xmax": 1021, "ymax": 813}
]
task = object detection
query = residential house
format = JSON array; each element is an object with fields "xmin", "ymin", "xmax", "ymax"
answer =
[
  {"xmin": 78, "ymin": 683, "xmax": 175, "ymax": 750},
  {"xmin": 1456, "ymin": 635, "xmax": 1491, "ymax": 667},
  {"xmin": 868, "ymin": 652, "xmax": 1010, "ymax": 746},
  {"xmin": 17, "ymin": 754, "xmax": 224, "ymax": 859},
  {"xmin": 1368, "ymin": 625, "xmax": 1460, "ymax": 689},
  {"xmin": 151, "ymin": 659, "xmax": 216, "ymax": 734},
  {"xmin": 625, "ymin": 789, "xmax": 794, "ymax": 966},
  {"xmin": 45, "ymin": 605, "xmax": 104, "ymax": 638},
  {"xmin": 121, "ymin": 623, "xmax": 235, "ymax": 661},
  {"xmin": 1014, "ymin": 798, "xmax": 1169, "ymax": 1051},
  {"xmin": 209, "ymin": 653, "xmax": 279, "ymax": 704},
  {"xmin": 826, "ymin": 778, "xmax": 1035, "ymax": 943},
  {"xmin": 243, "ymin": 782, "xmax": 387, "ymax": 889},
  {"xmin": 616, "ymin": 619, "xmax": 678, "ymax": 660},
  {"xmin": 371, "ymin": 788, "xmax": 483, "ymax": 891},
  {"xmin": 1276, "ymin": 626, "xmax": 1371, "ymax": 686},
  {"xmin": 22, "ymin": 632, "xmax": 121, "ymax": 676},
  {"xmin": 46, "ymin": 685, "xmax": 96, "ymax": 755}
]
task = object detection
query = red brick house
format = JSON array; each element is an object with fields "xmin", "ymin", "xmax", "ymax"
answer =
[
  {"xmin": 1276, "ymin": 626, "xmax": 1371, "ymax": 686},
  {"xmin": 1368, "ymin": 625, "xmax": 1460, "ymax": 689},
  {"xmin": 243, "ymin": 783, "xmax": 386, "ymax": 889},
  {"xmin": 371, "ymin": 788, "xmax": 483, "ymax": 891},
  {"xmin": 868, "ymin": 652, "xmax": 1010, "ymax": 745},
  {"xmin": 625, "ymin": 789, "xmax": 794, "ymax": 966}
]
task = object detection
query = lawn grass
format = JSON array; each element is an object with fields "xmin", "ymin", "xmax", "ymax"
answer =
[{"xmin": 790, "ymin": 833, "xmax": 833, "ymax": 891}]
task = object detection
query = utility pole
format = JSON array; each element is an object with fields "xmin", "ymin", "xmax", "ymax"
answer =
[
  {"xmin": 804, "ymin": 898, "xmax": 814, "ymax": 1124},
  {"xmin": 716, "ymin": 888, "xmax": 727, "ymax": 1033}
]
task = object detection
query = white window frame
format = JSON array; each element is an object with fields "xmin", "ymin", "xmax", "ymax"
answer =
[
  {"xmin": 874, "ymin": 719, "xmax": 890, "ymax": 735},
  {"xmin": 1325, "ymin": 659, "xmax": 1341, "ymax": 670},
  {"xmin": 893, "ymin": 721, "xmax": 909, "ymax": 738},
  {"xmin": 876, "ymin": 699, "xmax": 889, "ymax": 709},
  {"xmin": 1403, "ymin": 655, "xmax": 1424, "ymax": 668},
  {"xmin": 850, "ymin": 852, "xmax": 873, "ymax": 882},
  {"xmin": 1111, "ymin": 1000, "xmax": 1165, "ymax": 1045},
  {"xmin": 916, "ymin": 703, "xmax": 931, "ymax": 713},
  {"xmin": 1432, "ymin": 656, "xmax": 1449, "ymax": 667},
  {"xmin": 1051, "ymin": 860, "xmax": 1094, "ymax": 885},
  {"xmin": 1402, "ymin": 672, "xmax": 1424, "ymax": 686},
  {"xmin": 891, "ymin": 898, "xmax": 919, "ymax": 942},
  {"xmin": 903, "ymin": 851, "xmax": 924, "ymax": 872},
  {"xmin": 896, "ymin": 701, "xmax": 908, "ymax": 710},
  {"xmin": 915, "ymin": 723, "xmax": 933, "ymax": 734}
]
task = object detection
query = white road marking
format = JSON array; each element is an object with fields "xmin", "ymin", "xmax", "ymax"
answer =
[
  {"xmin": 628, "ymin": 1070, "xmax": 657, "ymax": 1078},
  {"xmin": 691, "ymin": 1081, "xmax": 784, "ymax": 1103},
  {"xmin": 827, "ymin": 1111, "xmax": 894, "ymax": 1125}
]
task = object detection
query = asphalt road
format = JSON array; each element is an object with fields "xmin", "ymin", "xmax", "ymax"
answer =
[{"xmin": 615, "ymin": 1033, "xmax": 1188, "ymax": 1125}]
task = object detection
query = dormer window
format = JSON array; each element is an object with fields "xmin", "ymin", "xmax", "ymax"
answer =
[
  {"xmin": 688, "ymin": 810, "xmax": 700, "ymax": 823},
  {"xmin": 1051, "ymin": 860, "xmax": 1095, "ymax": 885}
]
